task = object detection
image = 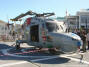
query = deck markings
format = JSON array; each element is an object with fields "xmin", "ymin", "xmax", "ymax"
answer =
[{"xmin": 0, "ymin": 48, "xmax": 89, "ymax": 67}]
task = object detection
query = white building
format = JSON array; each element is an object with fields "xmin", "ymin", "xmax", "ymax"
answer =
[
  {"xmin": 77, "ymin": 9, "xmax": 89, "ymax": 29},
  {"xmin": 65, "ymin": 9, "xmax": 89, "ymax": 30}
]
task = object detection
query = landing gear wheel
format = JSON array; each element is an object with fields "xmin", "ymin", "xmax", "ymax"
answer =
[
  {"xmin": 38, "ymin": 47, "xmax": 42, "ymax": 50},
  {"xmin": 16, "ymin": 42, "xmax": 20, "ymax": 50},
  {"xmin": 48, "ymin": 49, "xmax": 58, "ymax": 55}
]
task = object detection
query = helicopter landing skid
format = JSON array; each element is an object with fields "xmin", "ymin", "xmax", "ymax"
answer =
[{"xmin": 16, "ymin": 40, "xmax": 27, "ymax": 50}]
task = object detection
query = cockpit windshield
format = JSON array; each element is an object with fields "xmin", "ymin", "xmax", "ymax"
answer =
[
  {"xmin": 46, "ymin": 22, "xmax": 57, "ymax": 32},
  {"xmin": 46, "ymin": 22, "xmax": 66, "ymax": 33}
]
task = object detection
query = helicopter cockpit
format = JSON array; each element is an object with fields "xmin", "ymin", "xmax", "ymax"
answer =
[
  {"xmin": 46, "ymin": 20, "xmax": 66, "ymax": 33},
  {"xmin": 46, "ymin": 22, "xmax": 57, "ymax": 32}
]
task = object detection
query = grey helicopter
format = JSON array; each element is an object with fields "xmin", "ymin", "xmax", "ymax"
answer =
[{"xmin": 11, "ymin": 10, "xmax": 83, "ymax": 54}]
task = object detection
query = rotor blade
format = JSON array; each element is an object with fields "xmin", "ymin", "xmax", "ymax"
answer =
[
  {"xmin": 44, "ymin": 13, "xmax": 55, "ymax": 17},
  {"xmin": 11, "ymin": 10, "xmax": 37, "ymax": 21},
  {"xmin": 10, "ymin": 11, "xmax": 55, "ymax": 21}
]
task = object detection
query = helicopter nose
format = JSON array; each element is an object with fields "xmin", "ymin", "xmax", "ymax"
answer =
[{"xmin": 70, "ymin": 33, "xmax": 83, "ymax": 48}]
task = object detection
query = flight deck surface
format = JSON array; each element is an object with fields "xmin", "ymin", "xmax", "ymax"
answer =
[{"xmin": 0, "ymin": 42, "xmax": 88, "ymax": 67}]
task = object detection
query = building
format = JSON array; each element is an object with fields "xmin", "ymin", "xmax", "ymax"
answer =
[
  {"xmin": 77, "ymin": 9, "xmax": 89, "ymax": 29},
  {"xmin": 0, "ymin": 20, "xmax": 8, "ymax": 40},
  {"xmin": 65, "ymin": 9, "xmax": 89, "ymax": 31},
  {"xmin": 65, "ymin": 16, "xmax": 79, "ymax": 30},
  {"xmin": 0, "ymin": 20, "xmax": 7, "ymax": 35},
  {"xmin": 0, "ymin": 20, "xmax": 22, "ymax": 41}
]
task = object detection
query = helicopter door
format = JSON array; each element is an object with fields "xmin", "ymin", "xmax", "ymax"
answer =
[{"xmin": 30, "ymin": 25, "xmax": 39, "ymax": 42}]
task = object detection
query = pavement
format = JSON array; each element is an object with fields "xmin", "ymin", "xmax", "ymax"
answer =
[{"xmin": 0, "ymin": 42, "xmax": 89, "ymax": 67}]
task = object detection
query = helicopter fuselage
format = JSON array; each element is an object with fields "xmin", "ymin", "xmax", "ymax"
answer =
[{"xmin": 23, "ymin": 17, "xmax": 82, "ymax": 52}]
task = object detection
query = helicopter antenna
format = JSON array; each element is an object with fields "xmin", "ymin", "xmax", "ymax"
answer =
[{"xmin": 10, "ymin": 10, "xmax": 55, "ymax": 21}]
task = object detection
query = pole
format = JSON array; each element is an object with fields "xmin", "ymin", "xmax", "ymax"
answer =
[{"xmin": 86, "ymin": 18, "xmax": 88, "ymax": 34}]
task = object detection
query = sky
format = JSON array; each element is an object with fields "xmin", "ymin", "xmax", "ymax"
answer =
[{"xmin": 0, "ymin": 0, "xmax": 89, "ymax": 23}]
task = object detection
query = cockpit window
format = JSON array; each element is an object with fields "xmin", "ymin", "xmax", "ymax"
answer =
[{"xmin": 46, "ymin": 22, "xmax": 57, "ymax": 32}]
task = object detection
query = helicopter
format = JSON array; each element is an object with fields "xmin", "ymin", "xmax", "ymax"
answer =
[{"xmin": 11, "ymin": 10, "xmax": 83, "ymax": 54}]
